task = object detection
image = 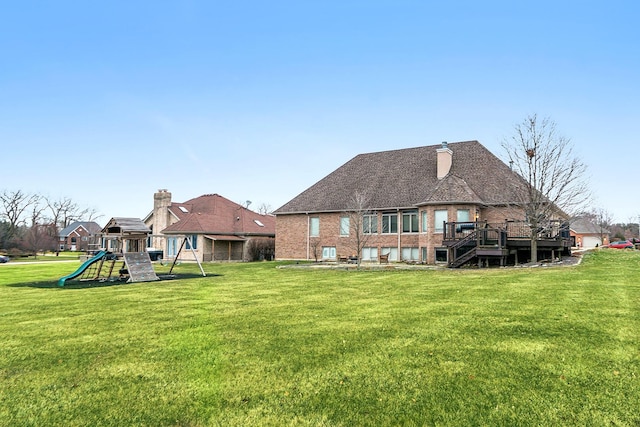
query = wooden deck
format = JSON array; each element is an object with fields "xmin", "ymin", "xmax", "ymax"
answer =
[{"xmin": 442, "ymin": 220, "xmax": 571, "ymax": 268}]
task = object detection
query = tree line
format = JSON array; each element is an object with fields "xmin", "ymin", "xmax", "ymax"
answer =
[{"xmin": 0, "ymin": 189, "xmax": 101, "ymax": 256}]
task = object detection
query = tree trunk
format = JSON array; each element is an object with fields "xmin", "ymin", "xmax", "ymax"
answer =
[{"xmin": 530, "ymin": 227, "xmax": 538, "ymax": 263}]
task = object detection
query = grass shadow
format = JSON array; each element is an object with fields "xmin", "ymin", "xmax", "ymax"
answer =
[{"xmin": 7, "ymin": 273, "xmax": 222, "ymax": 289}]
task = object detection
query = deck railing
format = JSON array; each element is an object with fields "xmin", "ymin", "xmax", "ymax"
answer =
[{"xmin": 444, "ymin": 220, "xmax": 569, "ymax": 241}]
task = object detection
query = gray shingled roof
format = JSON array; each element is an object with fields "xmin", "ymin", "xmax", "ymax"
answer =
[
  {"xmin": 274, "ymin": 141, "xmax": 527, "ymax": 214},
  {"xmin": 102, "ymin": 217, "xmax": 151, "ymax": 235},
  {"xmin": 570, "ymin": 217, "xmax": 608, "ymax": 234},
  {"xmin": 58, "ymin": 221, "xmax": 102, "ymax": 238}
]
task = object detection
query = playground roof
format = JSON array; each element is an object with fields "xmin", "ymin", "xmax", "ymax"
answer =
[{"xmin": 102, "ymin": 217, "xmax": 151, "ymax": 236}]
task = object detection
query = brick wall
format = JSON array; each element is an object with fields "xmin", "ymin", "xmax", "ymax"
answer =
[{"xmin": 276, "ymin": 204, "xmax": 529, "ymax": 264}]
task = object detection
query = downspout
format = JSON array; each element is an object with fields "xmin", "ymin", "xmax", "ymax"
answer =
[
  {"xmin": 306, "ymin": 214, "xmax": 310, "ymax": 260},
  {"xmin": 397, "ymin": 209, "xmax": 401, "ymax": 259}
]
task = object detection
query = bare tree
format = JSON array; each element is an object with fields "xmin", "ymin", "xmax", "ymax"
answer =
[
  {"xmin": 593, "ymin": 208, "xmax": 613, "ymax": 246},
  {"xmin": 0, "ymin": 190, "xmax": 40, "ymax": 246},
  {"xmin": 309, "ymin": 237, "xmax": 321, "ymax": 262},
  {"xmin": 21, "ymin": 223, "xmax": 57, "ymax": 257},
  {"xmin": 28, "ymin": 202, "xmax": 47, "ymax": 228},
  {"xmin": 502, "ymin": 114, "xmax": 590, "ymax": 263},
  {"xmin": 45, "ymin": 196, "xmax": 80, "ymax": 230},
  {"xmin": 83, "ymin": 206, "xmax": 103, "ymax": 223},
  {"xmin": 257, "ymin": 203, "xmax": 272, "ymax": 215},
  {"xmin": 343, "ymin": 191, "xmax": 374, "ymax": 267}
]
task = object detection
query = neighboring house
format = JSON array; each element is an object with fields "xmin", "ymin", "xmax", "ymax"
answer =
[
  {"xmin": 274, "ymin": 140, "xmax": 569, "ymax": 266},
  {"xmin": 144, "ymin": 190, "xmax": 276, "ymax": 262},
  {"xmin": 58, "ymin": 221, "xmax": 102, "ymax": 251},
  {"xmin": 570, "ymin": 217, "xmax": 609, "ymax": 249}
]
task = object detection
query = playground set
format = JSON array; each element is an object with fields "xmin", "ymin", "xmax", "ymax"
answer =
[{"xmin": 58, "ymin": 217, "xmax": 205, "ymax": 287}]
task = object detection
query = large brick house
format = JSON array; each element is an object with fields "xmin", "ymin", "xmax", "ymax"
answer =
[
  {"xmin": 58, "ymin": 221, "xmax": 102, "ymax": 251},
  {"xmin": 274, "ymin": 141, "xmax": 569, "ymax": 265},
  {"xmin": 144, "ymin": 190, "xmax": 275, "ymax": 262}
]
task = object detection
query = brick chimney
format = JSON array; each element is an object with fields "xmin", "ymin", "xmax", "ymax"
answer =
[{"xmin": 437, "ymin": 141, "xmax": 453, "ymax": 179}]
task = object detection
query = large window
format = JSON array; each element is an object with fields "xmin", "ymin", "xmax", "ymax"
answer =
[
  {"xmin": 362, "ymin": 247, "xmax": 378, "ymax": 262},
  {"xmin": 340, "ymin": 217, "xmax": 350, "ymax": 236},
  {"xmin": 402, "ymin": 210, "xmax": 419, "ymax": 233},
  {"xmin": 310, "ymin": 217, "xmax": 320, "ymax": 237},
  {"xmin": 382, "ymin": 212, "xmax": 398, "ymax": 234},
  {"xmin": 401, "ymin": 247, "xmax": 419, "ymax": 261},
  {"xmin": 434, "ymin": 210, "xmax": 448, "ymax": 233},
  {"xmin": 380, "ymin": 247, "xmax": 398, "ymax": 261},
  {"xmin": 363, "ymin": 214, "xmax": 378, "ymax": 234}
]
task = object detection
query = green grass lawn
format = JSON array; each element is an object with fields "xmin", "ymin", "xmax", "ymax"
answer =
[{"xmin": 1, "ymin": 250, "xmax": 639, "ymax": 426}]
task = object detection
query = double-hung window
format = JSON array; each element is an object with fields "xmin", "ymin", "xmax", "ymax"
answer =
[{"xmin": 402, "ymin": 210, "xmax": 419, "ymax": 233}]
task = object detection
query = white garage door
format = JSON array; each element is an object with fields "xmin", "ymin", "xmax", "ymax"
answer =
[{"xmin": 582, "ymin": 236, "xmax": 602, "ymax": 248}]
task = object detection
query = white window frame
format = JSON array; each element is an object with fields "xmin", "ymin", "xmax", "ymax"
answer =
[
  {"xmin": 167, "ymin": 237, "xmax": 178, "ymax": 257},
  {"xmin": 322, "ymin": 246, "xmax": 336, "ymax": 259},
  {"xmin": 421, "ymin": 211, "xmax": 428, "ymax": 233},
  {"xmin": 362, "ymin": 247, "xmax": 379, "ymax": 262},
  {"xmin": 435, "ymin": 248, "xmax": 448, "ymax": 263},
  {"xmin": 401, "ymin": 247, "xmax": 419, "ymax": 261},
  {"xmin": 363, "ymin": 214, "xmax": 378, "ymax": 234},
  {"xmin": 434, "ymin": 210, "xmax": 448, "ymax": 233},
  {"xmin": 340, "ymin": 217, "xmax": 350, "ymax": 236},
  {"xmin": 380, "ymin": 247, "xmax": 399, "ymax": 262},
  {"xmin": 402, "ymin": 210, "xmax": 419, "ymax": 233},
  {"xmin": 382, "ymin": 212, "xmax": 398, "ymax": 234},
  {"xmin": 310, "ymin": 217, "xmax": 320, "ymax": 237}
]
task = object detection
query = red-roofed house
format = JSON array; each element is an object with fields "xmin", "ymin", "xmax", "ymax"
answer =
[{"xmin": 144, "ymin": 190, "xmax": 275, "ymax": 262}]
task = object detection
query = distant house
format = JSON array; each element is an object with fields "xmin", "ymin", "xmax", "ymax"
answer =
[
  {"xmin": 144, "ymin": 190, "xmax": 276, "ymax": 262},
  {"xmin": 570, "ymin": 217, "xmax": 609, "ymax": 249},
  {"xmin": 274, "ymin": 141, "xmax": 570, "ymax": 266},
  {"xmin": 58, "ymin": 221, "xmax": 102, "ymax": 251}
]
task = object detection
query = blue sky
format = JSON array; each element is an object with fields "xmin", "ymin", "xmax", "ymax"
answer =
[{"xmin": 1, "ymin": 1, "xmax": 638, "ymax": 224}]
